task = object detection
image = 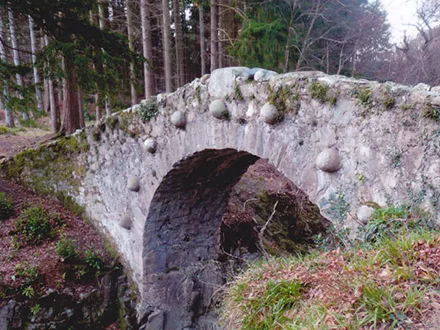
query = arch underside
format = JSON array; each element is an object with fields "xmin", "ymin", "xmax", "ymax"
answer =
[{"xmin": 142, "ymin": 149, "xmax": 259, "ymax": 329}]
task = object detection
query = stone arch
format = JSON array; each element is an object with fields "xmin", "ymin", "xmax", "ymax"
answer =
[{"xmin": 141, "ymin": 147, "xmax": 328, "ymax": 329}]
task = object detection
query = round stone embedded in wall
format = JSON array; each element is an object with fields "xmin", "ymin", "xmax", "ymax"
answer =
[
  {"xmin": 200, "ymin": 74, "xmax": 210, "ymax": 84},
  {"xmin": 260, "ymin": 103, "xmax": 279, "ymax": 125},
  {"xmin": 316, "ymin": 148, "xmax": 342, "ymax": 172},
  {"xmin": 209, "ymin": 100, "xmax": 229, "ymax": 119},
  {"xmin": 120, "ymin": 215, "xmax": 132, "ymax": 230},
  {"xmin": 171, "ymin": 111, "xmax": 186, "ymax": 128},
  {"xmin": 357, "ymin": 205, "xmax": 375, "ymax": 224},
  {"xmin": 143, "ymin": 138, "xmax": 157, "ymax": 153},
  {"xmin": 254, "ymin": 69, "xmax": 277, "ymax": 82},
  {"xmin": 127, "ymin": 176, "xmax": 140, "ymax": 192}
]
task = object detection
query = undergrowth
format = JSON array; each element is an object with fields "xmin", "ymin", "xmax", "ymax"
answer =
[
  {"xmin": 0, "ymin": 192, "xmax": 14, "ymax": 220},
  {"xmin": 12, "ymin": 205, "xmax": 63, "ymax": 246},
  {"xmin": 221, "ymin": 205, "xmax": 440, "ymax": 329},
  {"xmin": 0, "ymin": 126, "xmax": 26, "ymax": 135}
]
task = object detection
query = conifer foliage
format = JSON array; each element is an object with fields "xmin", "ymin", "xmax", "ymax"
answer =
[{"xmin": 1, "ymin": 0, "xmax": 435, "ymax": 135}]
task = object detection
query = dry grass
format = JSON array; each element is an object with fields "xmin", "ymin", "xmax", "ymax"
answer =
[{"xmin": 221, "ymin": 228, "xmax": 440, "ymax": 330}]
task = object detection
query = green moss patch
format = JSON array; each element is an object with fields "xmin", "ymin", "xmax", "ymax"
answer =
[
  {"xmin": 0, "ymin": 135, "xmax": 89, "ymax": 198},
  {"xmin": 267, "ymin": 84, "xmax": 301, "ymax": 118}
]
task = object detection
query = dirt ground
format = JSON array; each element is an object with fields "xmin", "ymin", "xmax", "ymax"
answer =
[
  {"xmin": 0, "ymin": 128, "xmax": 53, "ymax": 160},
  {"xmin": 0, "ymin": 122, "xmax": 120, "ymax": 328}
]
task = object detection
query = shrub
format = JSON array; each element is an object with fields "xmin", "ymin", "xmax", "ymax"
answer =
[
  {"xmin": 12, "ymin": 262, "xmax": 40, "ymax": 298},
  {"xmin": 14, "ymin": 206, "xmax": 56, "ymax": 244},
  {"xmin": 56, "ymin": 237, "xmax": 78, "ymax": 261},
  {"xmin": 0, "ymin": 192, "xmax": 14, "ymax": 220},
  {"xmin": 18, "ymin": 118, "xmax": 40, "ymax": 128},
  {"xmin": 139, "ymin": 98, "xmax": 158, "ymax": 122},
  {"xmin": 85, "ymin": 249, "xmax": 104, "ymax": 270}
]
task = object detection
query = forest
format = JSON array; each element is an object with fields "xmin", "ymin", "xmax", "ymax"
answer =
[{"xmin": 0, "ymin": 0, "xmax": 439, "ymax": 134}]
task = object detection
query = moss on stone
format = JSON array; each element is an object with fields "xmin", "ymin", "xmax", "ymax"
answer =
[
  {"xmin": 309, "ymin": 82, "xmax": 338, "ymax": 106},
  {"xmin": 423, "ymin": 103, "xmax": 440, "ymax": 122},
  {"xmin": 195, "ymin": 85, "xmax": 202, "ymax": 104},
  {"xmin": 106, "ymin": 116, "xmax": 120, "ymax": 131},
  {"xmin": 310, "ymin": 82, "xmax": 329, "ymax": 104},
  {"xmin": 0, "ymin": 135, "xmax": 89, "ymax": 199},
  {"xmin": 353, "ymin": 88, "xmax": 373, "ymax": 107},
  {"xmin": 254, "ymin": 189, "xmax": 329, "ymax": 256},
  {"xmin": 92, "ymin": 127, "xmax": 101, "ymax": 142},
  {"xmin": 234, "ymin": 81, "xmax": 244, "ymax": 101},
  {"xmin": 267, "ymin": 84, "xmax": 300, "ymax": 118},
  {"xmin": 382, "ymin": 93, "xmax": 395, "ymax": 110},
  {"xmin": 55, "ymin": 192, "xmax": 85, "ymax": 216}
]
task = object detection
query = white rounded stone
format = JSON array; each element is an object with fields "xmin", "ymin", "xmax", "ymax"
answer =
[
  {"xmin": 209, "ymin": 100, "xmax": 228, "ymax": 119},
  {"xmin": 143, "ymin": 138, "xmax": 157, "ymax": 153},
  {"xmin": 200, "ymin": 74, "xmax": 210, "ymax": 84},
  {"xmin": 170, "ymin": 111, "xmax": 186, "ymax": 128},
  {"xmin": 414, "ymin": 83, "xmax": 431, "ymax": 91},
  {"xmin": 208, "ymin": 67, "xmax": 250, "ymax": 99},
  {"xmin": 357, "ymin": 205, "xmax": 375, "ymax": 224},
  {"xmin": 260, "ymin": 103, "xmax": 279, "ymax": 125},
  {"xmin": 127, "ymin": 176, "xmax": 140, "ymax": 192},
  {"xmin": 120, "ymin": 216, "xmax": 132, "ymax": 230},
  {"xmin": 316, "ymin": 148, "xmax": 342, "ymax": 172},
  {"xmin": 254, "ymin": 69, "xmax": 277, "ymax": 82}
]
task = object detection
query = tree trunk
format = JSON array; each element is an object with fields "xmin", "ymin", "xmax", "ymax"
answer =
[
  {"xmin": 89, "ymin": 10, "xmax": 101, "ymax": 120},
  {"xmin": 8, "ymin": 9, "xmax": 28, "ymax": 120},
  {"xmin": 218, "ymin": 0, "xmax": 225, "ymax": 68},
  {"xmin": 29, "ymin": 16, "xmax": 44, "ymax": 112},
  {"xmin": 141, "ymin": 0, "xmax": 155, "ymax": 98},
  {"xmin": 295, "ymin": 0, "xmax": 321, "ymax": 71},
  {"xmin": 126, "ymin": 0, "xmax": 137, "ymax": 105},
  {"xmin": 0, "ymin": 15, "xmax": 14, "ymax": 127},
  {"xmin": 49, "ymin": 78, "xmax": 59, "ymax": 132},
  {"xmin": 105, "ymin": 96, "xmax": 111, "ymax": 116},
  {"xmin": 62, "ymin": 56, "xmax": 81, "ymax": 135},
  {"xmin": 40, "ymin": 35, "xmax": 50, "ymax": 112},
  {"xmin": 162, "ymin": 0, "xmax": 173, "ymax": 92},
  {"xmin": 210, "ymin": 0, "xmax": 219, "ymax": 72},
  {"xmin": 173, "ymin": 0, "xmax": 185, "ymax": 87},
  {"xmin": 199, "ymin": 4, "xmax": 206, "ymax": 76},
  {"xmin": 57, "ymin": 80, "xmax": 63, "ymax": 110},
  {"xmin": 44, "ymin": 35, "xmax": 59, "ymax": 132},
  {"xmin": 78, "ymin": 88, "xmax": 85, "ymax": 128},
  {"xmin": 98, "ymin": 1, "xmax": 111, "ymax": 114}
]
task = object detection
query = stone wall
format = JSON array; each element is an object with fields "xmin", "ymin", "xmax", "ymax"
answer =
[
  {"xmin": 0, "ymin": 271, "xmax": 138, "ymax": 330},
  {"xmin": 2, "ymin": 68, "xmax": 440, "ymax": 328}
]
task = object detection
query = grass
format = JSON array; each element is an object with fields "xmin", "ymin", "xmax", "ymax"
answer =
[
  {"xmin": 0, "ymin": 125, "xmax": 26, "ymax": 135},
  {"xmin": 423, "ymin": 104, "xmax": 440, "ymax": 122},
  {"xmin": 353, "ymin": 88, "xmax": 373, "ymax": 107},
  {"xmin": 221, "ymin": 206, "xmax": 440, "ymax": 329},
  {"xmin": 18, "ymin": 118, "xmax": 48, "ymax": 130}
]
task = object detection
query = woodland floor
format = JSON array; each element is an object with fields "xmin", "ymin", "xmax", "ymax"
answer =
[
  {"xmin": 0, "ymin": 121, "xmax": 119, "ymax": 328},
  {"xmin": 0, "ymin": 117, "xmax": 53, "ymax": 160}
]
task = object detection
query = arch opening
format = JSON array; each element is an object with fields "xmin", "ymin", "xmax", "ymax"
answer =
[{"xmin": 142, "ymin": 148, "xmax": 330, "ymax": 329}]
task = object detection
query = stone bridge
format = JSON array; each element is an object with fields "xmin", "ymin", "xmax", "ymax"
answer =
[{"xmin": 2, "ymin": 68, "xmax": 440, "ymax": 329}]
